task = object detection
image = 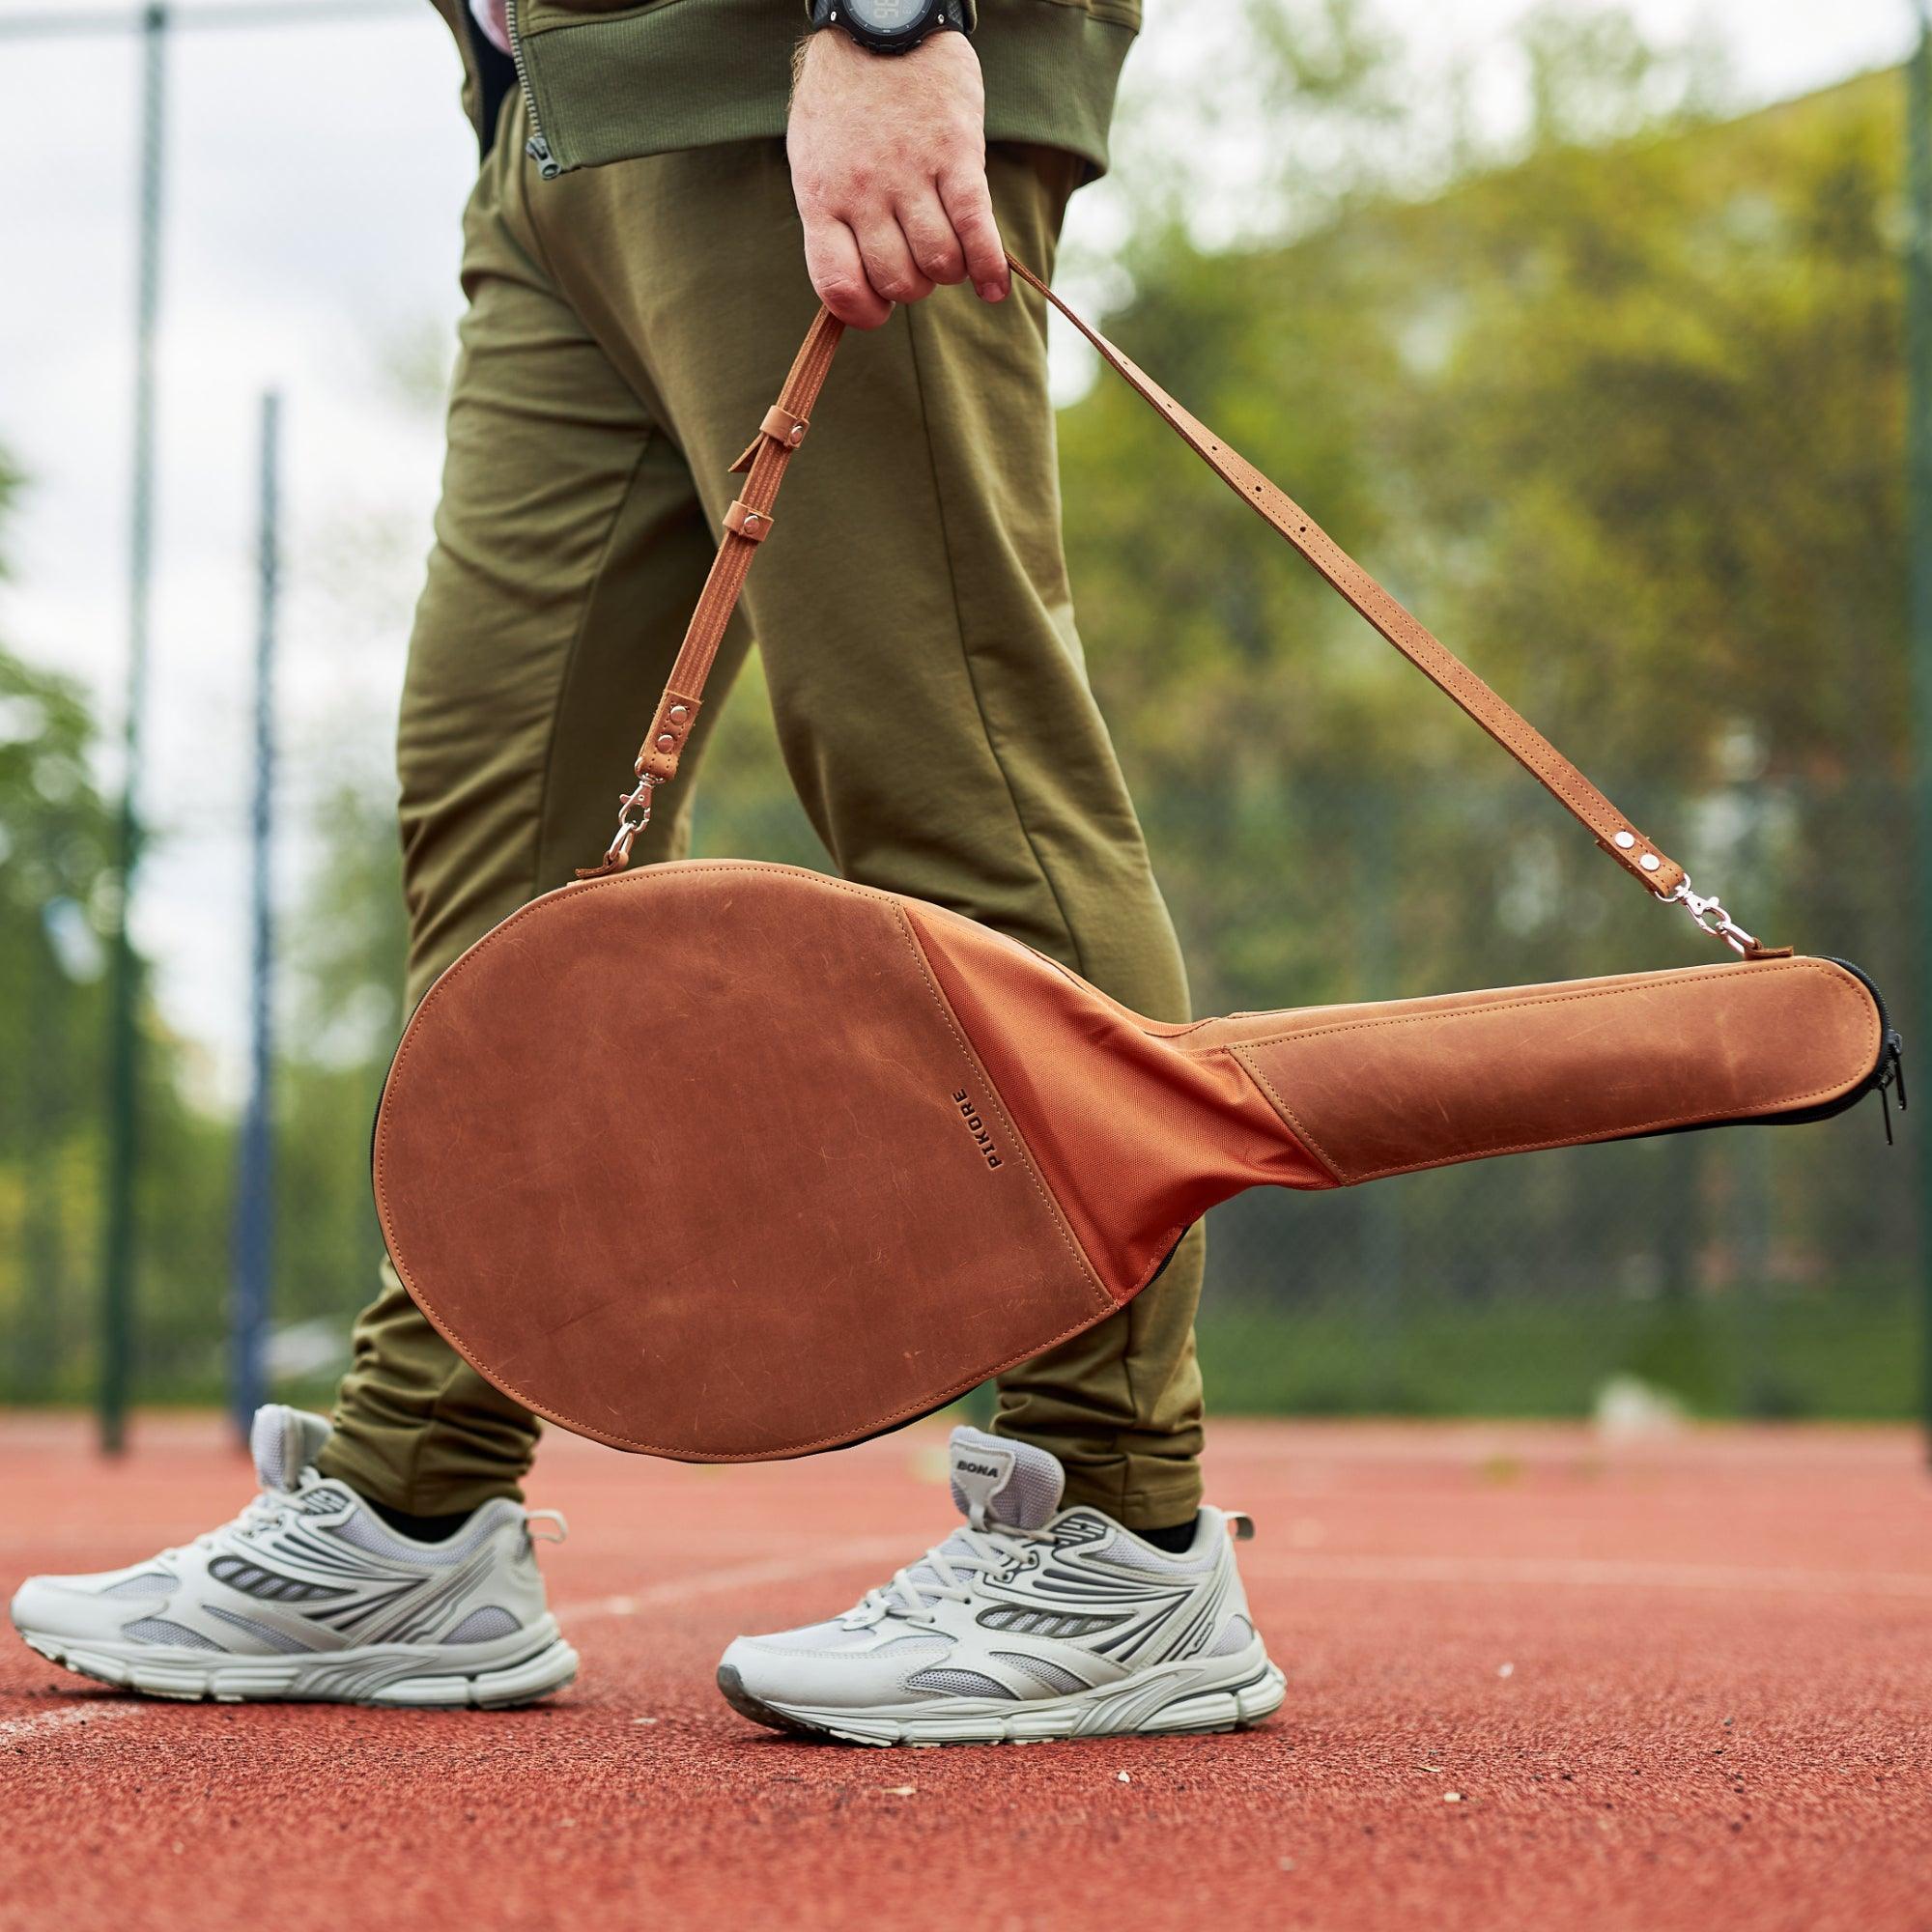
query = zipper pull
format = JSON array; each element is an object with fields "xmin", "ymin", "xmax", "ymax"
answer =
[
  {"xmin": 525, "ymin": 133, "xmax": 560, "ymax": 181},
  {"xmin": 1876, "ymin": 1033, "xmax": 1906, "ymax": 1146}
]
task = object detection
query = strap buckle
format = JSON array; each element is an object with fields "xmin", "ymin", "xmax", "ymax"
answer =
[
  {"xmin": 1660, "ymin": 876, "xmax": 1761, "ymax": 958},
  {"xmin": 578, "ymin": 772, "xmax": 659, "ymax": 878}
]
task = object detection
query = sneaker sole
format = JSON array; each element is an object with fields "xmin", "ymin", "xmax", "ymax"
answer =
[
  {"xmin": 717, "ymin": 1648, "xmax": 1287, "ymax": 1747},
  {"xmin": 14, "ymin": 1614, "xmax": 579, "ymax": 1710}
]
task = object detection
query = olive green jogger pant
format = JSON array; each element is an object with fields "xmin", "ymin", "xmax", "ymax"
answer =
[{"xmin": 319, "ymin": 99, "xmax": 1208, "ymax": 1532}]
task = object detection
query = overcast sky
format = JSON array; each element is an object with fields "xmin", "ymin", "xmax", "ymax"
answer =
[{"xmin": 0, "ymin": 0, "xmax": 1918, "ymax": 1100}]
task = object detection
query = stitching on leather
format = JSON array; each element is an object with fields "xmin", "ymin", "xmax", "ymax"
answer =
[
  {"xmin": 379, "ymin": 1200, "xmax": 1120, "ymax": 1466},
  {"xmin": 374, "ymin": 862, "xmax": 1118, "ymax": 1460},
  {"xmin": 1224, "ymin": 1047, "xmax": 1344, "ymax": 1184},
  {"xmin": 373, "ymin": 865, "xmax": 897, "ymax": 1459},
  {"xmin": 1229, "ymin": 959, "xmax": 1879, "ymax": 1183},
  {"xmin": 1234, "ymin": 957, "xmax": 1872, "ymax": 1055},
  {"xmin": 894, "ymin": 905, "xmax": 1116, "ymax": 1321},
  {"xmin": 441, "ymin": 1275, "xmax": 1176, "ymax": 1468},
  {"xmin": 1344, "ymin": 1083, "xmax": 1865, "ymax": 1180}
]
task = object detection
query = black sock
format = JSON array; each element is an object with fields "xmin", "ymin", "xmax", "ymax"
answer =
[
  {"xmin": 1136, "ymin": 1514, "xmax": 1199, "ymax": 1554},
  {"xmin": 365, "ymin": 1498, "xmax": 472, "ymax": 1543}
]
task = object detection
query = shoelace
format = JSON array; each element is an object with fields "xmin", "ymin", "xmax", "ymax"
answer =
[
  {"xmin": 157, "ymin": 1477, "xmax": 569, "ymax": 1572},
  {"xmin": 842, "ymin": 1521, "xmax": 1052, "ymax": 1627},
  {"xmin": 158, "ymin": 1483, "xmax": 303, "ymax": 1564}
]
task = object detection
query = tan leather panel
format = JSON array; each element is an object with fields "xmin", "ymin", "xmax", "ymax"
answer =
[
  {"xmin": 1216, "ymin": 958, "xmax": 1882, "ymax": 1184},
  {"xmin": 904, "ymin": 901, "xmax": 1334, "ymax": 1298},
  {"xmin": 375, "ymin": 863, "xmax": 1112, "ymax": 1462}
]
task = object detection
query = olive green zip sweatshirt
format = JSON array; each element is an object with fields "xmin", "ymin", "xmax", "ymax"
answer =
[{"xmin": 428, "ymin": 0, "xmax": 1139, "ymax": 182}]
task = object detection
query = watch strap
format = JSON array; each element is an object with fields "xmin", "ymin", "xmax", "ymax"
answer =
[{"xmin": 805, "ymin": 0, "xmax": 975, "ymax": 45}]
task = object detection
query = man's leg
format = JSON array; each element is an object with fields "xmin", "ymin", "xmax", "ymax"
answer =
[
  {"xmin": 525, "ymin": 133, "xmax": 1206, "ymax": 1532},
  {"xmin": 317, "ymin": 118, "xmax": 746, "ymax": 1517}
]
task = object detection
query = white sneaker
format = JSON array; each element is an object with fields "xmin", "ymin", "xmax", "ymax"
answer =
[
  {"xmin": 9, "ymin": 1404, "xmax": 578, "ymax": 1708},
  {"xmin": 717, "ymin": 1426, "xmax": 1286, "ymax": 1746}
]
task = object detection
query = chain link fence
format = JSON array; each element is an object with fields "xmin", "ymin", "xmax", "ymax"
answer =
[{"xmin": 1163, "ymin": 776, "xmax": 1919, "ymax": 1422}]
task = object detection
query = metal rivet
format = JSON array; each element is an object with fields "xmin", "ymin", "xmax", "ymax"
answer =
[
  {"xmin": 743, "ymin": 512, "xmax": 761, "ymax": 527},
  {"xmin": 788, "ymin": 426, "xmax": 804, "ymax": 444},
  {"xmin": 669, "ymin": 705, "xmax": 688, "ymax": 722},
  {"xmin": 1639, "ymin": 853, "xmax": 1661, "ymax": 872},
  {"xmin": 656, "ymin": 733, "xmax": 674, "ymax": 751},
  {"xmin": 1613, "ymin": 831, "xmax": 1635, "ymax": 849}
]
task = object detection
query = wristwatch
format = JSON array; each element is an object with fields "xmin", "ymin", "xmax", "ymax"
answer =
[{"xmin": 807, "ymin": 0, "xmax": 973, "ymax": 57}]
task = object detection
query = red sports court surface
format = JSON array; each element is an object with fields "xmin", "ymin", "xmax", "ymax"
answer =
[{"xmin": 2, "ymin": 1412, "xmax": 1928, "ymax": 1932}]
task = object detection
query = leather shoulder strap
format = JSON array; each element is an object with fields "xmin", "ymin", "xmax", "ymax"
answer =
[
  {"xmin": 585, "ymin": 260, "xmax": 1778, "ymax": 959},
  {"xmin": 578, "ymin": 307, "xmax": 843, "ymax": 878},
  {"xmin": 1001, "ymin": 258, "xmax": 1686, "ymax": 904}
]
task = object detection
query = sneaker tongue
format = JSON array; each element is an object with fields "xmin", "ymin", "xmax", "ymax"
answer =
[
  {"xmin": 947, "ymin": 1426, "xmax": 1064, "ymax": 1530},
  {"xmin": 249, "ymin": 1405, "xmax": 332, "ymax": 1493},
  {"xmin": 869, "ymin": 1433, "xmax": 1064, "ymax": 1615}
]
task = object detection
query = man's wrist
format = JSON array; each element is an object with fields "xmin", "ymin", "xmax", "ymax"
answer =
[{"xmin": 804, "ymin": 0, "xmax": 974, "ymax": 58}]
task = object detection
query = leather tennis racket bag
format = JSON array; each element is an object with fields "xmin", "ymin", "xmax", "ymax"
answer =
[{"xmin": 373, "ymin": 262, "xmax": 1905, "ymax": 1463}]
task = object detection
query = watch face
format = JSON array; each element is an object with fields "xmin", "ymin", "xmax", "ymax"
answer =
[{"xmin": 843, "ymin": 0, "xmax": 925, "ymax": 35}]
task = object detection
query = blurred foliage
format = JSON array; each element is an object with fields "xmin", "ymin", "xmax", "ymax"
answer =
[
  {"xmin": 0, "ymin": 450, "xmax": 112, "ymax": 1399},
  {"xmin": 0, "ymin": 3, "xmax": 1921, "ymax": 1417}
]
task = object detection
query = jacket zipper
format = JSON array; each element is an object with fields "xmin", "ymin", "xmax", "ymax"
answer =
[{"xmin": 502, "ymin": 0, "xmax": 561, "ymax": 180}]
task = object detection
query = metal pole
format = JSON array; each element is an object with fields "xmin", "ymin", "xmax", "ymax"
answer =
[
  {"xmin": 1906, "ymin": 0, "xmax": 1932, "ymax": 1462},
  {"xmin": 18, "ymin": 862, "xmax": 70, "ymax": 1401},
  {"xmin": 98, "ymin": 0, "xmax": 167, "ymax": 1456},
  {"xmin": 229, "ymin": 392, "xmax": 280, "ymax": 1441}
]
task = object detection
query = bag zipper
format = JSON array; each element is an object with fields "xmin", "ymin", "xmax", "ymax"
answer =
[
  {"xmin": 503, "ymin": 0, "xmax": 561, "ymax": 180},
  {"xmin": 1821, "ymin": 957, "xmax": 1908, "ymax": 1143},
  {"xmin": 1600, "ymin": 957, "xmax": 1905, "ymax": 1150},
  {"xmin": 1722, "ymin": 957, "xmax": 1906, "ymax": 1142}
]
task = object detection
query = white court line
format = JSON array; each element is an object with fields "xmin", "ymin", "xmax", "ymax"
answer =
[
  {"xmin": 1244, "ymin": 1552, "xmax": 1932, "ymax": 1599},
  {"xmin": 562, "ymin": 1536, "xmax": 912, "ymax": 1624}
]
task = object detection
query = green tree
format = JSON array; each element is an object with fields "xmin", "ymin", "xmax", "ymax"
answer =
[{"xmin": 0, "ymin": 453, "xmax": 114, "ymax": 1396}]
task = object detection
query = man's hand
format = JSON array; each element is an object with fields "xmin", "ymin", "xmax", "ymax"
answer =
[{"xmin": 787, "ymin": 29, "xmax": 1009, "ymax": 330}]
